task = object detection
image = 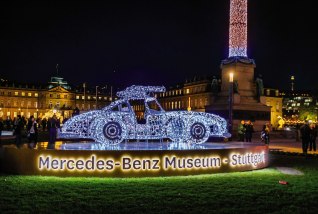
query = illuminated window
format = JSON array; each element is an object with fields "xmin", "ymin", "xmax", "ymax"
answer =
[
  {"xmin": 76, "ymin": 95, "xmax": 79, "ymax": 99},
  {"xmin": 104, "ymin": 97, "xmax": 107, "ymax": 100},
  {"xmin": 178, "ymin": 101, "xmax": 181, "ymax": 109},
  {"xmin": 186, "ymin": 89, "xmax": 190, "ymax": 94},
  {"xmin": 34, "ymin": 102, "xmax": 38, "ymax": 108},
  {"xmin": 14, "ymin": 92, "xmax": 18, "ymax": 96},
  {"xmin": 88, "ymin": 96, "xmax": 91, "ymax": 100},
  {"xmin": 28, "ymin": 93, "xmax": 32, "ymax": 97},
  {"xmin": 21, "ymin": 101, "xmax": 24, "ymax": 107},
  {"xmin": 275, "ymin": 90, "xmax": 279, "ymax": 97},
  {"xmin": 99, "ymin": 97, "xmax": 102, "ymax": 100},
  {"xmin": 82, "ymin": 96, "xmax": 85, "ymax": 100},
  {"xmin": 22, "ymin": 92, "xmax": 25, "ymax": 96},
  {"xmin": 266, "ymin": 89, "xmax": 270, "ymax": 96},
  {"xmin": 35, "ymin": 93, "xmax": 38, "ymax": 97}
]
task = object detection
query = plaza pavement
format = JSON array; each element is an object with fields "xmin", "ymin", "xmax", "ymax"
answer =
[{"xmin": 249, "ymin": 131, "xmax": 318, "ymax": 155}]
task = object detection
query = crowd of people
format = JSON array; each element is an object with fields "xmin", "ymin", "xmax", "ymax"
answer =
[
  {"xmin": 0, "ymin": 114, "xmax": 62, "ymax": 149},
  {"xmin": 237, "ymin": 120, "xmax": 256, "ymax": 142},
  {"xmin": 237, "ymin": 120, "xmax": 271, "ymax": 144}
]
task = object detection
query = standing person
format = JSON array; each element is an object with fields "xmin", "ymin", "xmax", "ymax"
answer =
[
  {"xmin": 244, "ymin": 120, "xmax": 254, "ymax": 142},
  {"xmin": 261, "ymin": 124, "xmax": 270, "ymax": 144},
  {"xmin": 27, "ymin": 115, "xmax": 38, "ymax": 149},
  {"xmin": 0, "ymin": 118, "xmax": 3, "ymax": 143},
  {"xmin": 14, "ymin": 115, "xmax": 24, "ymax": 148},
  {"xmin": 42, "ymin": 118, "xmax": 47, "ymax": 131},
  {"xmin": 237, "ymin": 120, "xmax": 246, "ymax": 142},
  {"xmin": 309, "ymin": 123, "xmax": 317, "ymax": 152},
  {"xmin": 47, "ymin": 115, "xmax": 59, "ymax": 149},
  {"xmin": 300, "ymin": 121, "xmax": 311, "ymax": 156},
  {"xmin": 6, "ymin": 116, "xmax": 12, "ymax": 131}
]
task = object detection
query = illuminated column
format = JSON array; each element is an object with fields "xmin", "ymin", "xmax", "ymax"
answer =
[{"xmin": 229, "ymin": 0, "xmax": 248, "ymax": 58}]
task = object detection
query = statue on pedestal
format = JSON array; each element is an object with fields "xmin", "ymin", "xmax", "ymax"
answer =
[
  {"xmin": 211, "ymin": 76, "xmax": 219, "ymax": 94},
  {"xmin": 255, "ymin": 74, "xmax": 264, "ymax": 98}
]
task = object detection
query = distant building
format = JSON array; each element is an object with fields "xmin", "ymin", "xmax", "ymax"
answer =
[
  {"xmin": 0, "ymin": 76, "xmax": 111, "ymax": 119},
  {"xmin": 281, "ymin": 90, "xmax": 318, "ymax": 122},
  {"xmin": 157, "ymin": 77, "xmax": 216, "ymax": 112},
  {"xmin": 261, "ymin": 88, "xmax": 283, "ymax": 129}
]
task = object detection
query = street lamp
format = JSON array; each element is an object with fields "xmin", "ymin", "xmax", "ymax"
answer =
[
  {"xmin": 228, "ymin": 72, "xmax": 234, "ymax": 137},
  {"xmin": 95, "ymin": 86, "xmax": 99, "ymax": 109},
  {"xmin": 83, "ymin": 83, "xmax": 86, "ymax": 111}
]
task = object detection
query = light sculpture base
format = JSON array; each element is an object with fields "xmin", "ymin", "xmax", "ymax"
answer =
[{"xmin": 0, "ymin": 141, "xmax": 269, "ymax": 177}]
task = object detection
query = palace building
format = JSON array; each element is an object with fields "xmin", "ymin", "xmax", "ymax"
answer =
[{"xmin": 0, "ymin": 76, "xmax": 111, "ymax": 120}]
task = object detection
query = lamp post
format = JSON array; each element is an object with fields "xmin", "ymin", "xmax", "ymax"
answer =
[
  {"xmin": 95, "ymin": 86, "xmax": 99, "ymax": 109},
  {"xmin": 83, "ymin": 83, "xmax": 86, "ymax": 111},
  {"xmin": 229, "ymin": 72, "xmax": 234, "ymax": 137}
]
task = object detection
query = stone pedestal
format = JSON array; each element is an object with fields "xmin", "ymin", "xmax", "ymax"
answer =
[{"xmin": 206, "ymin": 57, "xmax": 271, "ymax": 136}]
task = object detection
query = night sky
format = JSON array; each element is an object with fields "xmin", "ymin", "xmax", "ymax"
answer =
[{"xmin": 1, "ymin": 0, "xmax": 317, "ymax": 91}]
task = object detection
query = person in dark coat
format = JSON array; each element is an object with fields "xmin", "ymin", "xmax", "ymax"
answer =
[
  {"xmin": 0, "ymin": 118, "xmax": 3, "ymax": 143},
  {"xmin": 41, "ymin": 118, "xmax": 47, "ymax": 131},
  {"xmin": 244, "ymin": 120, "xmax": 254, "ymax": 142},
  {"xmin": 47, "ymin": 115, "xmax": 60, "ymax": 149},
  {"xmin": 27, "ymin": 115, "xmax": 38, "ymax": 149},
  {"xmin": 309, "ymin": 123, "xmax": 317, "ymax": 152},
  {"xmin": 14, "ymin": 115, "xmax": 24, "ymax": 148},
  {"xmin": 300, "ymin": 121, "xmax": 311, "ymax": 156}
]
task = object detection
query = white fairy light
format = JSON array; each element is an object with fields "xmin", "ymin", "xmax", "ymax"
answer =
[
  {"xmin": 59, "ymin": 85, "xmax": 230, "ymax": 145},
  {"xmin": 229, "ymin": 0, "xmax": 248, "ymax": 58}
]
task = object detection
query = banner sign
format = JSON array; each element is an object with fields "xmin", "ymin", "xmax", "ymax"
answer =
[{"xmin": 0, "ymin": 145, "xmax": 268, "ymax": 177}]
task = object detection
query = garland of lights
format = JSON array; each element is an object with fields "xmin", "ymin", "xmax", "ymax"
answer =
[
  {"xmin": 229, "ymin": 0, "xmax": 248, "ymax": 58},
  {"xmin": 59, "ymin": 85, "xmax": 229, "ymax": 146}
]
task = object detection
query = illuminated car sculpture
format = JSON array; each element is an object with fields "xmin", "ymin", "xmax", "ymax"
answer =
[{"xmin": 59, "ymin": 85, "xmax": 230, "ymax": 145}]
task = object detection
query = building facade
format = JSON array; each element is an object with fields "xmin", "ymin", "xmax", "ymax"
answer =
[
  {"xmin": 261, "ymin": 88, "xmax": 283, "ymax": 129},
  {"xmin": 0, "ymin": 76, "xmax": 111, "ymax": 120}
]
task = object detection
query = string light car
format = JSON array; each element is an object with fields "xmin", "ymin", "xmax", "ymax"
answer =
[{"xmin": 59, "ymin": 85, "xmax": 230, "ymax": 145}]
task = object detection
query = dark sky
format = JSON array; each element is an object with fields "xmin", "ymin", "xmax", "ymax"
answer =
[{"xmin": 0, "ymin": 0, "xmax": 317, "ymax": 91}]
